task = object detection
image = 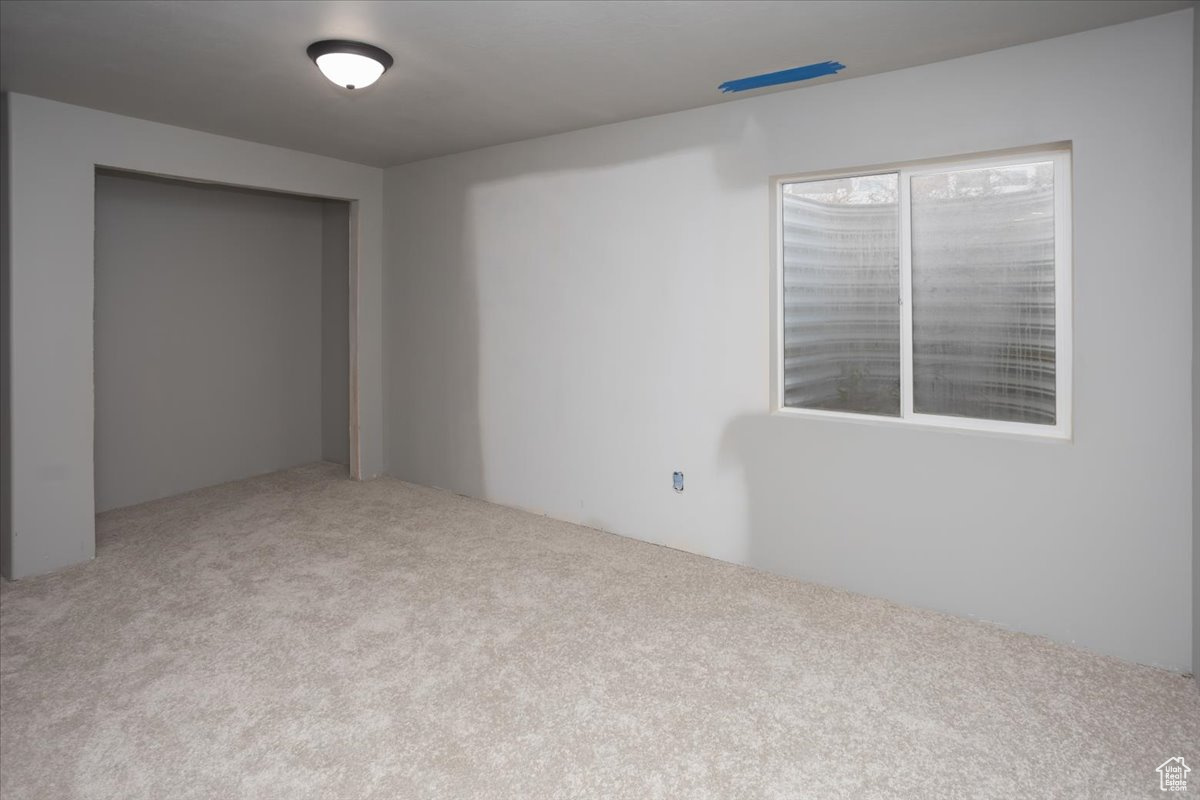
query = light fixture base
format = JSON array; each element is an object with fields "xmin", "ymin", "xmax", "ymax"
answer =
[{"xmin": 307, "ymin": 40, "xmax": 393, "ymax": 90}]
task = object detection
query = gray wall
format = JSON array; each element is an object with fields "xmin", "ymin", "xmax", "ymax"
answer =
[
  {"xmin": 1, "ymin": 94, "xmax": 11, "ymax": 578},
  {"xmin": 1193, "ymin": 5, "xmax": 1199, "ymax": 685},
  {"xmin": 94, "ymin": 172, "xmax": 336, "ymax": 512},
  {"xmin": 383, "ymin": 11, "xmax": 1194, "ymax": 670},
  {"xmin": 322, "ymin": 201, "xmax": 350, "ymax": 466}
]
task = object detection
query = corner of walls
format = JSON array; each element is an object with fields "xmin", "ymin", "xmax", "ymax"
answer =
[
  {"xmin": 380, "ymin": 163, "xmax": 419, "ymax": 482},
  {"xmin": 354, "ymin": 171, "xmax": 387, "ymax": 481},
  {"xmin": 379, "ymin": 168, "xmax": 398, "ymax": 480},
  {"xmin": 1, "ymin": 92, "xmax": 13, "ymax": 580},
  {"xmin": 321, "ymin": 199, "xmax": 351, "ymax": 468}
]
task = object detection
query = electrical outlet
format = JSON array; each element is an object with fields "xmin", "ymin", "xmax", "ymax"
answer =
[{"xmin": 672, "ymin": 471, "xmax": 684, "ymax": 493}]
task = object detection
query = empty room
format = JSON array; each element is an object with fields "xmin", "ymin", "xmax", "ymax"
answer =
[{"xmin": 0, "ymin": 1, "xmax": 1197, "ymax": 798}]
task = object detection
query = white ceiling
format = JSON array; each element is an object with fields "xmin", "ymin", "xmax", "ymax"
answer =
[{"xmin": 0, "ymin": 0, "xmax": 1190, "ymax": 167}]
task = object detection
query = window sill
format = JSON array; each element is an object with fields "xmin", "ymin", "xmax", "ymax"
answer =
[{"xmin": 770, "ymin": 406, "xmax": 1071, "ymax": 443}]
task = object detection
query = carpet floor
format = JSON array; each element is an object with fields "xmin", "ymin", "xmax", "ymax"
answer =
[{"xmin": 1, "ymin": 463, "xmax": 1197, "ymax": 799}]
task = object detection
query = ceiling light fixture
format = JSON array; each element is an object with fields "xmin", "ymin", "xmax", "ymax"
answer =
[{"xmin": 307, "ymin": 40, "xmax": 393, "ymax": 90}]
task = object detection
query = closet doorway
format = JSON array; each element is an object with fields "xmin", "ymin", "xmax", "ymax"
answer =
[{"xmin": 93, "ymin": 169, "xmax": 356, "ymax": 512}]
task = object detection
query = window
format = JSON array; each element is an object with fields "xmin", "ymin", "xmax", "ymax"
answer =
[{"xmin": 773, "ymin": 147, "xmax": 1071, "ymax": 438}]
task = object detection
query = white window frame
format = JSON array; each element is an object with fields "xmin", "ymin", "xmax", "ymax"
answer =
[{"xmin": 770, "ymin": 145, "xmax": 1073, "ymax": 441}]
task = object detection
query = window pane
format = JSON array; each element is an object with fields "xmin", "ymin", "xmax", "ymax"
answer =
[
  {"xmin": 782, "ymin": 174, "xmax": 900, "ymax": 415},
  {"xmin": 911, "ymin": 162, "xmax": 1056, "ymax": 425}
]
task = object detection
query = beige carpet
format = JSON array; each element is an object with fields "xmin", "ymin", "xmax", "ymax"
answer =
[{"xmin": 1, "ymin": 463, "xmax": 1196, "ymax": 799}]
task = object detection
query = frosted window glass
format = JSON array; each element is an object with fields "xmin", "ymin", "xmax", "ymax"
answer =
[
  {"xmin": 781, "ymin": 174, "xmax": 900, "ymax": 416},
  {"xmin": 910, "ymin": 162, "xmax": 1056, "ymax": 424}
]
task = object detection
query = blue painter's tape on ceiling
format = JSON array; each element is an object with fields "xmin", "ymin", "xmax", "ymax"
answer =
[{"xmin": 718, "ymin": 61, "xmax": 845, "ymax": 93}]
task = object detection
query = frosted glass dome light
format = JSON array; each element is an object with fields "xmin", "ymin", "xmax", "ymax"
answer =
[{"xmin": 307, "ymin": 40, "xmax": 393, "ymax": 90}]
